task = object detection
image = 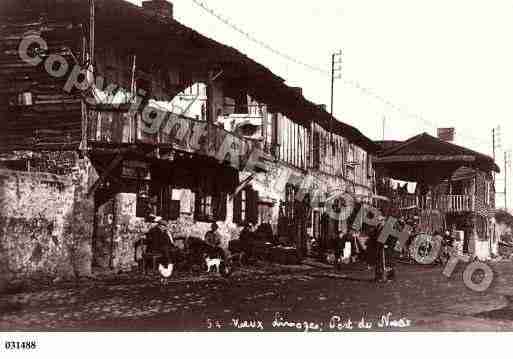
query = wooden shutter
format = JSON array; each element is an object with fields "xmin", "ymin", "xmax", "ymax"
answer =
[
  {"xmin": 194, "ymin": 192, "xmax": 201, "ymax": 221},
  {"xmin": 169, "ymin": 200, "xmax": 180, "ymax": 220},
  {"xmin": 248, "ymin": 189, "xmax": 259, "ymax": 224},
  {"xmin": 233, "ymin": 192, "xmax": 242, "ymax": 225},
  {"xmin": 219, "ymin": 193, "xmax": 227, "ymax": 221},
  {"xmin": 213, "ymin": 193, "xmax": 227, "ymax": 221}
]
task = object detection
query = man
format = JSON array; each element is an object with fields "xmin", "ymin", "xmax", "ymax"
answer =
[
  {"xmin": 256, "ymin": 219, "xmax": 274, "ymax": 243},
  {"xmin": 346, "ymin": 228, "xmax": 361, "ymax": 263},
  {"xmin": 335, "ymin": 228, "xmax": 357, "ymax": 270},
  {"xmin": 239, "ymin": 221, "xmax": 256, "ymax": 264},
  {"xmin": 204, "ymin": 222, "xmax": 225, "ymax": 260},
  {"xmin": 142, "ymin": 216, "xmax": 175, "ymax": 271},
  {"xmin": 371, "ymin": 218, "xmax": 387, "ymax": 282}
]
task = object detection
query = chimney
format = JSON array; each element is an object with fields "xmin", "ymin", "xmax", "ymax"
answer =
[
  {"xmin": 142, "ymin": 0, "xmax": 173, "ymax": 19},
  {"xmin": 437, "ymin": 127, "xmax": 455, "ymax": 142}
]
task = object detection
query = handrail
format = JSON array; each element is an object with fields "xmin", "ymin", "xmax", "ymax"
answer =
[{"xmin": 392, "ymin": 194, "xmax": 475, "ymax": 212}]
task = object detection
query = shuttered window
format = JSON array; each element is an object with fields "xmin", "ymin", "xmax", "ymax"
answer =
[
  {"xmin": 154, "ymin": 185, "xmax": 181, "ymax": 220},
  {"xmin": 233, "ymin": 187, "xmax": 258, "ymax": 225},
  {"xmin": 194, "ymin": 192, "xmax": 227, "ymax": 222}
]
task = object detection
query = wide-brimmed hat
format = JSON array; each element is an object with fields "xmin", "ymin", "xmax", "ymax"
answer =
[
  {"xmin": 157, "ymin": 219, "xmax": 168, "ymax": 226},
  {"xmin": 147, "ymin": 214, "xmax": 163, "ymax": 223}
]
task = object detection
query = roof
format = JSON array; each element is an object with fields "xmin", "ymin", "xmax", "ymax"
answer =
[
  {"xmin": 0, "ymin": 0, "xmax": 377, "ymax": 153},
  {"xmin": 375, "ymin": 140, "xmax": 403, "ymax": 154},
  {"xmin": 374, "ymin": 132, "xmax": 500, "ymax": 182}
]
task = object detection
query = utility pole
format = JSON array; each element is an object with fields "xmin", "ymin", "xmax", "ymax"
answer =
[
  {"xmin": 505, "ymin": 151, "xmax": 507, "ymax": 209},
  {"xmin": 330, "ymin": 50, "xmax": 342, "ymax": 143},
  {"xmin": 493, "ymin": 126, "xmax": 501, "ymax": 205},
  {"xmin": 89, "ymin": 0, "xmax": 95, "ymax": 63},
  {"xmin": 505, "ymin": 150, "xmax": 511, "ymax": 209},
  {"xmin": 493, "ymin": 128, "xmax": 496, "ymax": 162}
]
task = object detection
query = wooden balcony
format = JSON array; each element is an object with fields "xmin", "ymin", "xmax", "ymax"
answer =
[
  {"xmin": 393, "ymin": 194, "xmax": 475, "ymax": 213},
  {"xmin": 86, "ymin": 109, "xmax": 263, "ymax": 169}
]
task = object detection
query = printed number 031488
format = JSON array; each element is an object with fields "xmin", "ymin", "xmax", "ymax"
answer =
[{"xmin": 5, "ymin": 341, "xmax": 37, "ymax": 350}]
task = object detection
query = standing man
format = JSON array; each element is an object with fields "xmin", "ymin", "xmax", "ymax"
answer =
[
  {"xmin": 372, "ymin": 218, "xmax": 387, "ymax": 282},
  {"xmin": 239, "ymin": 221, "xmax": 256, "ymax": 264}
]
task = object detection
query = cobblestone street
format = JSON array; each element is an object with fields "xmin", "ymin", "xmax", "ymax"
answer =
[{"xmin": 2, "ymin": 260, "xmax": 513, "ymax": 331}]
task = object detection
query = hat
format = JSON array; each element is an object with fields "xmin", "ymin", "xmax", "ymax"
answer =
[{"xmin": 146, "ymin": 214, "xmax": 162, "ymax": 223}]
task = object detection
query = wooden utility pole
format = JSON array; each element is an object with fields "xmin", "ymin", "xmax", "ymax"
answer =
[
  {"xmin": 89, "ymin": 0, "xmax": 95, "ymax": 63},
  {"xmin": 493, "ymin": 128, "xmax": 496, "ymax": 161},
  {"xmin": 330, "ymin": 51, "xmax": 342, "ymax": 143},
  {"xmin": 505, "ymin": 151, "xmax": 509, "ymax": 209}
]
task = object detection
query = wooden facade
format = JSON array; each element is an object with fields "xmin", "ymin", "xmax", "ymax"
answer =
[{"xmin": 0, "ymin": 0, "xmax": 378, "ymax": 270}]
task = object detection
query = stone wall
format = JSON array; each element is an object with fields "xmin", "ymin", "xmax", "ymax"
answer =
[{"xmin": 0, "ymin": 154, "xmax": 96, "ymax": 284}]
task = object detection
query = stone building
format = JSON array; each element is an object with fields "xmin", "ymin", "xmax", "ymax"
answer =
[{"xmin": 0, "ymin": 0, "xmax": 377, "ymax": 282}]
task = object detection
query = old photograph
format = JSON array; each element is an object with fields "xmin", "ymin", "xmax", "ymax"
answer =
[{"xmin": 1, "ymin": 0, "xmax": 513, "ymax": 340}]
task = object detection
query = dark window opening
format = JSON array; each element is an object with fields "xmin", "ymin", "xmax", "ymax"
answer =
[{"xmin": 195, "ymin": 191, "xmax": 227, "ymax": 222}]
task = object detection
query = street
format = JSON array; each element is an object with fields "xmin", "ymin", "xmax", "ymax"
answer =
[{"xmin": 2, "ymin": 260, "xmax": 513, "ymax": 331}]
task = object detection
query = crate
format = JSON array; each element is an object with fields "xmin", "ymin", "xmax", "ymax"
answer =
[{"xmin": 270, "ymin": 246, "xmax": 300, "ymax": 265}]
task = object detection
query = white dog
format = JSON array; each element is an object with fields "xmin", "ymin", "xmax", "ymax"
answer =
[{"xmin": 205, "ymin": 257, "xmax": 222, "ymax": 273}]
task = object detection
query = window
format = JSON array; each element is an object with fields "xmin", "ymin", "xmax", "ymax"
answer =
[
  {"xmin": 152, "ymin": 185, "xmax": 180, "ymax": 220},
  {"xmin": 312, "ymin": 210, "xmax": 320, "ymax": 239},
  {"xmin": 241, "ymin": 190, "xmax": 247, "ymax": 222},
  {"xmin": 194, "ymin": 192, "xmax": 227, "ymax": 222},
  {"xmin": 366, "ymin": 154, "xmax": 372, "ymax": 178},
  {"xmin": 312, "ymin": 132, "xmax": 320, "ymax": 169},
  {"xmin": 484, "ymin": 179, "xmax": 490, "ymax": 206},
  {"xmin": 258, "ymin": 203, "xmax": 273, "ymax": 224},
  {"xmin": 11, "ymin": 92, "xmax": 33, "ymax": 106},
  {"xmin": 234, "ymin": 187, "xmax": 258, "ymax": 225},
  {"xmin": 136, "ymin": 182, "xmax": 151, "ymax": 218},
  {"xmin": 285, "ymin": 184, "xmax": 297, "ymax": 220}
]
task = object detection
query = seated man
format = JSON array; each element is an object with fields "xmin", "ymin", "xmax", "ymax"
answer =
[
  {"xmin": 143, "ymin": 216, "xmax": 177, "ymax": 269},
  {"xmin": 204, "ymin": 222, "xmax": 226, "ymax": 260}
]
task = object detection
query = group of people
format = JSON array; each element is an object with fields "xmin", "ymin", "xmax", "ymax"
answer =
[
  {"xmin": 135, "ymin": 215, "xmax": 228, "ymax": 271},
  {"xmin": 136, "ymin": 215, "xmax": 274, "ymax": 271},
  {"xmin": 333, "ymin": 219, "xmax": 395, "ymax": 283},
  {"xmin": 137, "ymin": 213, "xmax": 398, "ymax": 282}
]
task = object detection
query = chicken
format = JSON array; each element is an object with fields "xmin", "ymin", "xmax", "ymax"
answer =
[{"xmin": 158, "ymin": 263, "xmax": 174, "ymax": 285}]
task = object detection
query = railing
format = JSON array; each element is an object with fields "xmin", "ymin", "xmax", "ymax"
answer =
[
  {"xmin": 223, "ymin": 104, "xmax": 264, "ymax": 117},
  {"xmin": 393, "ymin": 194, "xmax": 475, "ymax": 213},
  {"xmin": 439, "ymin": 195, "xmax": 475, "ymax": 213},
  {"xmin": 86, "ymin": 108, "xmax": 261, "ymax": 169}
]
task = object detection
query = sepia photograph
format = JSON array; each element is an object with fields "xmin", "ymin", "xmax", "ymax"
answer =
[{"xmin": 1, "ymin": 0, "xmax": 513, "ymax": 350}]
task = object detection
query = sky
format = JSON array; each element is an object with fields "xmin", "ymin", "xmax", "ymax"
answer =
[{"xmin": 127, "ymin": 0, "xmax": 513, "ymax": 207}]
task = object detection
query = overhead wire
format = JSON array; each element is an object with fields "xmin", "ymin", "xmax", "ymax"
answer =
[{"xmin": 189, "ymin": 0, "xmax": 491, "ymax": 148}]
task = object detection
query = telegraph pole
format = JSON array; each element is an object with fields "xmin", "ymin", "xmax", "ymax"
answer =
[
  {"xmin": 330, "ymin": 50, "xmax": 342, "ymax": 142},
  {"xmin": 493, "ymin": 126, "xmax": 501, "ymax": 206},
  {"xmin": 493, "ymin": 128, "xmax": 496, "ymax": 162},
  {"xmin": 505, "ymin": 150, "xmax": 511, "ymax": 210},
  {"xmin": 505, "ymin": 151, "xmax": 507, "ymax": 209}
]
